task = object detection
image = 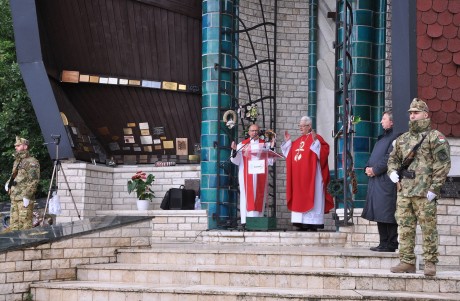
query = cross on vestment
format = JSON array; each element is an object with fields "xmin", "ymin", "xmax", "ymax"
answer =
[{"xmin": 294, "ymin": 141, "xmax": 305, "ymax": 161}]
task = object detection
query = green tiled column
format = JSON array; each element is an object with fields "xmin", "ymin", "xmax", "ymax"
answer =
[
  {"xmin": 201, "ymin": 0, "xmax": 235, "ymax": 228},
  {"xmin": 337, "ymin": 0, "xmax": 387, "ymax": 207}
]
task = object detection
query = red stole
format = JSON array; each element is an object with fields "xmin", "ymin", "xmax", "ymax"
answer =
[
  {"xmin": 286, "ymin": 134, "xmax": 334, "ymax": 213},
  {"xmin": 242, "ymin": 138, "xmax": 267, "ymax": 211}
]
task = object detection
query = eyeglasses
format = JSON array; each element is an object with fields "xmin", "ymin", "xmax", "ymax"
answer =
[{"xmin": 298, "ymin": 124, "xmax": 310, "ymax": 128}]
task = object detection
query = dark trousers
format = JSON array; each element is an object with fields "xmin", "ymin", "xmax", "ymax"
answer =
[{"xmin": 377, "ymin": 222, "xmax": 398, "ymax": 249}]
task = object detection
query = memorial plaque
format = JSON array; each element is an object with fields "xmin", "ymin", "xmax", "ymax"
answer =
[
  {"xmin": 162, "ymin": 81, "xmax": 178, "ymax": 91},
  {"xmin": 153, "ymin": 127, "xmax": 165, "ymax": 135},
  {"xmin": 61, "ymin": 70, "xmax": 79, "ymax": 83},
  {"xmin": 79, "ymin": 74, "xmax": 90, "ymax": 82},
  {"xmin": 440, "ymin": 176, "xmax": 460, "ymax": 198}
]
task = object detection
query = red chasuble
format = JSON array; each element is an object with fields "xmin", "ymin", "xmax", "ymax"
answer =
[
  {"xmin": 242, "ymin": 138, "xmax": 267, "ymax": 211},
  {"xmin": 286, "ymin": 134, "xmax": 334, "ymax": 213}
]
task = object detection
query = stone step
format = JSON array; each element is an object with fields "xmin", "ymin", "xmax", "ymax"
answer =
[
  {"xmin": 31, "ymin": 281, "xmax": 460, "ymax": 301},
  {"xmin": 199, "ymin": 229, "xmax": 349, "ymax": 246},
  {"xmin": 75, "ymin": 263, "xmax": 460, "ymax": 294},
  {"xmin": 116, "ymin": 243, "xmax": 399, "ymax": 269}
]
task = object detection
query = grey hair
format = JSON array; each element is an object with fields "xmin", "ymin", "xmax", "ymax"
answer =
[
  {"xmin": 300, "ymin": 116, "xmax": 312, "ymax": 125},
  {"xmin": 383, "ymin": 110, "xmax": 393, "ymax": 121}
]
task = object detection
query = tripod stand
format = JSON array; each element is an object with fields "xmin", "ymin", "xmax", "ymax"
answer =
[{"xmin": 42, "ymin": 135, "xmax": 81, "ymax": 226}]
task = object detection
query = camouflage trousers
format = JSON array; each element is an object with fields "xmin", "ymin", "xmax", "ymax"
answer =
[
  {"xmin": 395, "ymin": 195, "xmax": 438, "ymax": 264},
  {"xmin": 9, "ymin": 198, "xmax": 34, "ymax": 231}
]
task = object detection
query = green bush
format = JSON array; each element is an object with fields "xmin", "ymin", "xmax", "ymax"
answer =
[{"xmin": 0, "ymin": 0, "xmax": 52, "ymax": 202}]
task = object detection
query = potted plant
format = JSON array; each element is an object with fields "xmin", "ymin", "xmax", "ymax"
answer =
[{"xmin": 127, "ymin": 171, "xmax": 155, "ymax": 210}]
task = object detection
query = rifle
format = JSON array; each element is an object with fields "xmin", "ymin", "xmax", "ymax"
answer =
[
  {"xmin": 7, "ymin": 160, "xmax": 21, "ymax": 195},
  {"xmin": 396, "ymin": 133, "xmax": 427, "ymax": 191}
]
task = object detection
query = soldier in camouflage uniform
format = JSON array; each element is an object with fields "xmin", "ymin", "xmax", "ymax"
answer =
[
  {"xmin": 6, "ymin": 136, "xmax": 40, "ymax": 231},
  {"xmin": 387, "ymin": 98, "xmax": 451, "ymax": 277}
]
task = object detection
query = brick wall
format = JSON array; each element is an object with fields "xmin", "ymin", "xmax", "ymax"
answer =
[
  {"xmin": 0, "ymin": 220, "xmax": 151, "ymax": 301},
  {"xmin": 342, "ymin": 197, "xmax": 460, "ymax": 270},
  {"xmin": 56, "ymin": 163, "xmax": 200, "ymax": 223}
]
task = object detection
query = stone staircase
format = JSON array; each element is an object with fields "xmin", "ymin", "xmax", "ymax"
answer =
[{"xmin": 30, "ymin": 230, "xmax": 460, "ymax": 301}]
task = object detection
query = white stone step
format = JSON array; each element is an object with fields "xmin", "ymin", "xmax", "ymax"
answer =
[
  {"xmin": 75, "ymin": 262, "xmax": 460, "ymax": 294},
  {"xmin": 31, "ymin": 281, "xmax": 460, "ymax": 301},
  {"xmin": 116, "ymin": 243, "xmax": 399, "ymax": 269}
]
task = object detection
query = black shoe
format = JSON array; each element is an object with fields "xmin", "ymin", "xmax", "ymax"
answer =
[
  {"xmin": 370, "ymin": 245, "xmax": 383, "ymax": 251},
  {"xmin": 376, "ymin": 247, "xmax": 396, "ymax": 252}
]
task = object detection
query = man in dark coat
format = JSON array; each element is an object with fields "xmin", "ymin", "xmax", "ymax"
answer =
[{"xmin": 362, "ymin": 111, "xmax": 400, "ymax": 252}]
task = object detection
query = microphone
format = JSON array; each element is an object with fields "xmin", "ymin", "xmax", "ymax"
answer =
[{"xmin": 231, "ymin": 136, "xmax": 257, "ymax": 158}]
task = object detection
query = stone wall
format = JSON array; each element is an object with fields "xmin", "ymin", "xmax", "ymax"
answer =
[
  {"xmin": 56, "ymin": 162, "xmax": 200, "ymax": 223},
  {"xmin": 343, "ymin": 197, "xmax": 460, "ymax": 270},
  {"xmin": 0, "ymin": 219, "xmax": 151, "ymax": 301},
  {"xmin": 97, "ymin": 210, "xmax": 208, "ymax": 242}
]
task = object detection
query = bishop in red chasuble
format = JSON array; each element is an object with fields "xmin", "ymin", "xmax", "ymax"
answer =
[{"xmin": 281, "ymin": 116, "xmax": 334, "ymax": 231}]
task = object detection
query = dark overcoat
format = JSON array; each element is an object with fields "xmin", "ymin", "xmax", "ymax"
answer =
[{"xmin": 361, "ymin": 128, "xmax": 400, "ymax": 223}]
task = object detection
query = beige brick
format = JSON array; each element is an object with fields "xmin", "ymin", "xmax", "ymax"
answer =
[
  {"xmin": 40, "ymin": 269, "xmax": 57, "ymax": 280},
  {"xmin": 56, "ymin": 268, "xmax": 76, "ymax": 279},
  {"xmin": 23, "ymin": 271, "xmax": 40, "ymax": 282},
  {"xmin": 42, "ymin": 249, "xmax": 64, "ymax": 259},
  {"xmin": 5, "ymin": 251, "xmax": 23, "ymax": 261},
  {"xmin": 6, "ymin": 272, "xmax": 23, "ymax": 283},
  {"xmin": 32, "ymin": 259, "xmax": 51, "ymax": 270},
  {"xmin": 51, "ymin": 258, "xmax": 70, "ymax": 269},
  {"xmin": 63, "ymin": 248, "xmax": 83, "ymax": 258},
  {"xmin": 0, "ymin": 262, "xmax": 15, "ymax": 273},
  {"xmin": 72, "ymin": 238, "xmax": 92, "ymax": 248},
  {"xmin": 15, "ymin": 261, "xmax": 31, "ymax": 272},
  {"xmin": 24, "ymin": 250, "xmax": 41, "ymax": 261}
]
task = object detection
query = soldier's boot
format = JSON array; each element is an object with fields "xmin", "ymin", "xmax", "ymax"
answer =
[
  {"xmin": 424, "ymin": 262, "xmax": 436, "ymax": 276},
  {"xmin": 390, "ymin": 262, "xmax": 416, "ymax": 273}
]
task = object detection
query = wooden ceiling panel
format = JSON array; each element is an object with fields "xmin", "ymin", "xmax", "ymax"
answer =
[{"xmin": 35, "ymin": 0, "xmax": 202, "ymax": 162}]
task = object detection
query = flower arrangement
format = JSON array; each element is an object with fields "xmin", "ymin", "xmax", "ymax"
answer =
[{"xmin": 127, "ymin": 171, "xmax": 155, "ymax": 201}]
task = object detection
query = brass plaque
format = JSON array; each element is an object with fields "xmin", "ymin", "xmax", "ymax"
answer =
[
  {"xmin": 61, "ymin": 70, "xmax": 80, "ymax": 83},
  {"xmin": 140, "ymin": 129, "xmax": 150, "ymax": 136},
  {"xmin": 178, "ymin": 84, "xmax": 187, "ymax": 91},
  {"xmin": 89, "ymin": 76, "xmax": 99, "ymax": 83},
  {"xmin": 163, "ymin": 140, "xmax": 174, "ymax": 149},
  {"xmin": 123, "ymin": 128, "xmax": 133, "ymax": 135},
  {"xmin": 128, "ymin": 79, "xmax": 141, "ymax": 86},
  {"xmin": 154, "ymin": 145, "xmax": 162, "ymax": 150},
  {"xmin": 162, "ymin": 81, "xmax": 178, "ymax": 91},
  {"xmin": 119, "ymin": 78, "xmax": 129, "ymax": 85},
  {"xmin": 79, "ymin": 74, "xmax": 90, "ymax": 82},
  {"xmin": 127, "ymin": 123, "xmax": 136, "ymax": 127},
  {"xmin": 144, "ymin": 146, "xmax": 152, "ymax": 152}
]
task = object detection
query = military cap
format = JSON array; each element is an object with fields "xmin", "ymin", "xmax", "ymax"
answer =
[
  {"xmin": 14, "ymin": 136, "xmax": 29, "ymax": 146},
  {"xmin": 408, "ymin": 98, "xmax": 429, "ymax": 112}
]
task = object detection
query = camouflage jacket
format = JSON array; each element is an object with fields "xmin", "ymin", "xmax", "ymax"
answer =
[
  {"xmin": 9, "ymin": 150, "xmax": 40, "ymax": 200},
  {"xmin": 387, "ymin": 118, "xmax": 451, "ymax": 197}
]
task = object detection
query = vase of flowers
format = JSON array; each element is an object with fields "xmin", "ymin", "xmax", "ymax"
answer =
[{"xmin": 127, "ymin": 171, "xmax": 155, "ymax": 210}]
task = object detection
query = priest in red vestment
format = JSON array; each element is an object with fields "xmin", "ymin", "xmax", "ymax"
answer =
[
  {"xmin": 281, "ymin": 116, "xmax": 334, "ymax": 231},
  {"xmin": 230, "ymin": 124, "xmax": 274, "ymax": 225}
]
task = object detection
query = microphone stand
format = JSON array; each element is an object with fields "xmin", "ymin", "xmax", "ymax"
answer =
[{"xmin": 231, "ymin": 136, "xmax": 258, "ymax": 159}]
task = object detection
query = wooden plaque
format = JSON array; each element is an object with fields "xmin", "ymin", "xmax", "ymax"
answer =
[{"xmin": 61, "ymin": 70, "xmax": 80, "ymax": 83}]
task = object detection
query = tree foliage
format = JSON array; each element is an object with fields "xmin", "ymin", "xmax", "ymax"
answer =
[{"xmin": 0, "ymin": 0, "xmax": 52, "ymax": 202}]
